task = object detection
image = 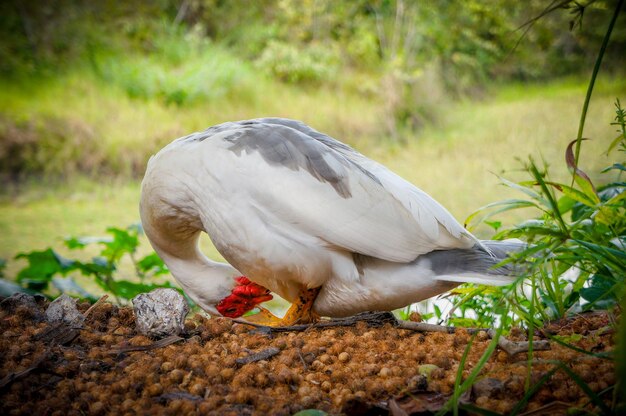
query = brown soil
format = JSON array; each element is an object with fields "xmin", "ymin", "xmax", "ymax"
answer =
[{"xmin": 0, "ymin": 298, "xmax": 616, "ymax": 415}]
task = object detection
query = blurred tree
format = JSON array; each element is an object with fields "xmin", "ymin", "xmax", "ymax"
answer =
[{"xmin": 1, "ymin": 0, "xmax": 623, "ymax": 129}]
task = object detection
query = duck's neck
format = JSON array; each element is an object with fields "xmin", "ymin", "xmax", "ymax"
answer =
[{"xmin": 144, "ymin": 224, "xmax": 238, "ymax": 315}]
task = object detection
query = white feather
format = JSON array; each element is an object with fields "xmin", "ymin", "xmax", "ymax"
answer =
[{"xmin": 140, "ymin": 119, "xmax": 520, "ymax": 317}]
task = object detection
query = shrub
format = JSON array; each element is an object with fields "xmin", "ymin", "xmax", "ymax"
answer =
[
  {"xmin": 255, "ymin": 40, "xmax": 339, "ymax": 84},
  {"xmin": 460, "ymin": 97, "xmax": 626, "ymax": 328},
  {"xmin": 91, "ymin": 25, "xmax": 255, "ymax": 106},
  {"xmin": 0, "ymin": 115, "xmax": 99, "ymax": 182}
]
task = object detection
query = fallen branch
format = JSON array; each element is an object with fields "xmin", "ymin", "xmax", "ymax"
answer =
[
  {"xmin": 395, "ymin": 320, "xmax": 483, "ymax": 334},
  {"xmin": 233, "ymin": 311, "xmax": 550, "ymax": 355},
  {"xmin": 232, "ymin": 311, "xmax": 398, "ymax": 332},
  {"xmin": 487, "ymin": 329, "xmax": 550, "ymax": 355},
  {"xmin": 235, "ymin": 347, "xmax": 280, "ymax": 365}
]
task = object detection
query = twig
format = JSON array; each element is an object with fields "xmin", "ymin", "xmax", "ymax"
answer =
[
  {"xmin": 34, "ymin": 322, "xmax": 82, "ymax": 346},
  {"xmin": 109, "ymin": 335, "xmax": 183, "ymax": 354},
  {"xmin": 156, "ymin": 391, "xmax": 203, "ymax": 403},
  {"xmin": 487, "ymin": 329, "xmax": 551, "ymax": 355},
  {"xmin": 84, "ymin": 294, "xmax": 109, "ymax": 318},
  {"xmin": 232, "ymin": 311, "xmax": 398, "ymax": 332},
  {"xmin": 235, "ymin": 347, "xmax": 280, "ymax": 365},
  {"xmin": 233, "ymin": 311, "xmax": 550, "ymax": 355},
  {"xmin": 396, "ymin": 320, "xmax": 483, "ymax": 334},
  {"xmin": 0, "ymin": 366, "xmax": 39, "ymax": 390},
  {"xmin": 0, "ymin": 353, "xmax": 49, "ymax": 390}
]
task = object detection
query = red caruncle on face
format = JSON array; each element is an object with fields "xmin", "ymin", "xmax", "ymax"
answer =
[{"xmin": 216, "ymin": 276, "xmax": 273, "ymax": 318}]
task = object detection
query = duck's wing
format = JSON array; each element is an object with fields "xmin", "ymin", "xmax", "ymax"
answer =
[{"xmin": 211, "ymin": 118, "xmax": 477, "ymax": 263}]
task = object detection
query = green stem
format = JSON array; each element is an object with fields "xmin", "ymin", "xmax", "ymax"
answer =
[{"xmin": 574, "ymin": 0, "xmax": 624, "ymax": 166}]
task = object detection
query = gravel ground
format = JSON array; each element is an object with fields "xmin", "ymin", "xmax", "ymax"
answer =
[{"xmin": 0, "ymin": 296, "xmax": 616, "ymax": 415}]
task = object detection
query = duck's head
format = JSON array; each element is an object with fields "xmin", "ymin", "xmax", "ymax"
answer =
[{"xmin": 215, "ymin": 276, "xmax": 274, "ymax": 318}]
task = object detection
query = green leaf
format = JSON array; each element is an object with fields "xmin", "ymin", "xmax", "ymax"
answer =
[
  {"xmin": 0, "ymin": 258, "xmax": 6, "ymax": 279},
  {"xmin": 595, "ymin": 191, "xmax": 626, "ymax": 225},
  {"xmin": 497, "ymin": 175, "xmax": 547, "ymax": 205},
  {"xmin": 73, "ymin": 257, "xmax": 115, "ymax": 277},
  {"xmin": 443, "ymin": 326, "xmax": 503, "ymax": 416},
  {"xmin": 606, "ymin": 133, "xmax": 625, "ymax": 155},
  {"xmin": 574, "ymin": 239, "xmax": 626, "ymax": 270},
  {"xmin": 484, "ymin": 220, "xmax": 501, "ymax": 232},
  {"xmin": 573, "ymin": 174, "xmax": 600, "ymax": 204},
  {"xmin": 464, "ymin": 199, "xmax": 538, "ymax": 229},
  {"xmin": 601, "ymin": 162, "xmax": 626, "ymax": 173},
  {"xmin": 528, "ymin": 161, "xmax": 569, "ymax": 232},
  {"xmin": 513, "ymin": 219, "xmax": 565, "ymax": 238},
  {"xmin": 580, "ymin": 275, "xmax": 618, "ymax": 309},
  {"xmin": 136, "ymin": 253, "xmax": 168, "ymax": 275},
  {"xmin": 96, "ymin": 227, "xmax": 140, "ymax": 264},
  {"xmin": 434, "ymin": 304, "xmax": 442, "ymax": 319},
  {"xmin": 556, "ymin": 195, "xmax": 576, "ymax": 215},
  {"xmin": 552, "ymin": 182, "xmax": 598, "ymax": 207},
  {"xmin": 15, "ymin": 249, "xmax": 74, "ymax": 290}
]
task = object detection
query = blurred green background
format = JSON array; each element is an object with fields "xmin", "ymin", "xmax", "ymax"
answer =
[{"xmin": 1, "ymin": 0, "xmax": 625, "ymax": 286}]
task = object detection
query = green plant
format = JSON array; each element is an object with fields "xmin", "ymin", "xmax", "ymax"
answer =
[
  {"xmin": 464, "ymin": 96, "xmax": 626, "ymax": 326},
  {"xmin": 3, "ymin": 225, "xmax": 174, "ymax": 303},
  {"xmin": 439, "ymin": 2, "xmax": 625, "ymax": 413}
]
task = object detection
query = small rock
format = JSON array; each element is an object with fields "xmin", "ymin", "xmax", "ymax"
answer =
[
  {"xmin": 0, "ymin": 293, "xmax": 45, "ymax": 320},
  {"xmin": 45, "ymin": 294, "xmax": 85, "ymax": 326},
  {"xmin": 472, "ymin": 377, "xmax": 504, "ymax": 398},
  {"xmin": 133, "ymin": 288, "xmax": 189, "ymax": 337}
]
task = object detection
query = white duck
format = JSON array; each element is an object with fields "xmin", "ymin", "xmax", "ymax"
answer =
[{"xmin": 140, "ymin": 118, "xmax": 522, "ymax": 325}]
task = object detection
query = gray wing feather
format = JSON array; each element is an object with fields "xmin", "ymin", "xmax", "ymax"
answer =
[{"xmin": 192, "ymin": 118, "xmax": 381, "ymax": 199}]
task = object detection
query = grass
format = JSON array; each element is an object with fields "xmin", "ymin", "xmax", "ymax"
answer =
[
  {"xmin": 0, "ymin": 67, "xmax": 383, "ymax": 178},
  {"xmin": 1, "ymin": 76, "xmax": 624, "ymax": 280}
]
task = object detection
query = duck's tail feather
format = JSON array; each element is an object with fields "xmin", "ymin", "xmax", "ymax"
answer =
[{"xmin": 426, "ymin": 239, "xmax": 527, "ymax": 286}]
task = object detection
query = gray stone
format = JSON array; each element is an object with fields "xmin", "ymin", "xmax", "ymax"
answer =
[
  {"xmin": 0, "ymin": 293, "xmax": 45, "ymax": 320},
  {"xmin": 45, "ymin": 294, "xmax": 85, "ymax": 326},
  {"xmin": 472, "ymin": 377, "xmax": 504, "ymax": 398},
  {"xmin": 133, "ymin": 288, "xmax": 189, "ymax": 337}
]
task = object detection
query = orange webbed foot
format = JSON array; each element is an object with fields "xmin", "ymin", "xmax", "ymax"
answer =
[{"xmin": 243, "ymin": 287, "xmax": 321, "ymax": 327}]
